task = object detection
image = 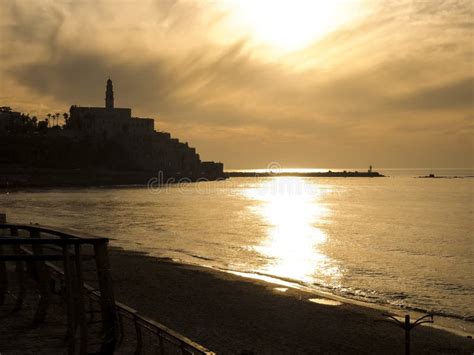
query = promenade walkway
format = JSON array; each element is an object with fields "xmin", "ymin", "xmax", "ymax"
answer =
[
  {"xmin": 0, "ymin": 271, "xmax": 68, "ymax": 354},
  {"xmin": 0, "ymin": 223, "xmax": 214, "ymax": 355}
]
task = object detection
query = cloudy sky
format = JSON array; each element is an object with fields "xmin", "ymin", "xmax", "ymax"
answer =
[{"xmin": 1, "ymin": 0, "xmax": 472, "ymax": 168}]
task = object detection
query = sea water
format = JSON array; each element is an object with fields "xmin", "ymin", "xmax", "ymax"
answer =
[{"xmin": 1, "ymin": 168, "xmax": 473, "ymax": 332}]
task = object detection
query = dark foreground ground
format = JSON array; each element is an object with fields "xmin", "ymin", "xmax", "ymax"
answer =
[{"xmin": 108, "ymin": 248, "xmax": 474, "ymax": 354}]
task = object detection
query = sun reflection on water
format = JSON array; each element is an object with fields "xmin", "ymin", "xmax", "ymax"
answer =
[{"xmin": 244, "ymin": 177, "xmax": 341, "ymax": 284}]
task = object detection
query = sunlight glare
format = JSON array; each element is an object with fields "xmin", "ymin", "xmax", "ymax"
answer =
[
  {"xmin": 244, "ymin": 177, "xmax": 341, "ymax": 283},
  {"xmin": 223, "ymin": 0, "xmax": 361, "ymax": 51}
]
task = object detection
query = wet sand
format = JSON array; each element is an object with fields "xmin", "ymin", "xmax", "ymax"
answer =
[{"xmin": 108, "ymin": 248, "xmax": 473, "ymax": 354}]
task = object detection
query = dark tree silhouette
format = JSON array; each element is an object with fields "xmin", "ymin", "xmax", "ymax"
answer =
[{"xmin": 63, "ymin": 112, "xmax": 69, "ymax": 127}]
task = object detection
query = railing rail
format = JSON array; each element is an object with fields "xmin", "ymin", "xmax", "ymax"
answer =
[{"xmin": 0, "ymin": 223, "xmax": 214, "ymax": 355}]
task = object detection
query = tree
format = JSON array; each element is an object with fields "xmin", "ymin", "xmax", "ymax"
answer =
[
  {"xmin": 63, "ymin": 112, "xmax": 69, "ymax": 128},
  {"xmin": 46, "ymin": 113, "xmax": 52, "ymax": 128}
]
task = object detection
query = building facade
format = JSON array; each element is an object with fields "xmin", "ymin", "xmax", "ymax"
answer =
[{"xmin": 67, "ymin": 79, "xmax": 223, "ymax": 177}]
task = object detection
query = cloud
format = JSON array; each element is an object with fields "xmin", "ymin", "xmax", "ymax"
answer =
[
  {"xmin": 395, "ymin": 77, "xmax": 474, "ymax": 111},
  {"xmin": 1, "ymin": 0, "xmax": 473, "ymax": 168}
]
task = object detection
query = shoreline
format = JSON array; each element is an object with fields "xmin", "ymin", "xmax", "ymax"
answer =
[
  {"xmin": 0, "ymin": 167, "xmax": 227, "ymax": 189},
  {"xmin": 3, "ymin": 170, "xmax": 473, "ymax": 190},
  {"xmin": 0, "ymin": 168, "xmax": 387, "ymax": 189},
  {"xmin": 221, "ymin": 268, "xmax": 474, "ymax": 338},
  {"xmin": 144, "ymin": 254, "xmax": 474, "ymax": 338},
  {"xmin": 107, "ymin": 247, "xmax": 474, "ymax": 353}
]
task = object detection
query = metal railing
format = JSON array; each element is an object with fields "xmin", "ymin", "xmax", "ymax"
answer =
[{"xmin": 0, "ymin": 223, "xmax": 214, "ymax": 355}]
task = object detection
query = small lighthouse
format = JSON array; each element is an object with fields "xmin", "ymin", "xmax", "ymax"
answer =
[{"xmin": 105, "ymin": 78, "xmax": 114, "ymax": 109}]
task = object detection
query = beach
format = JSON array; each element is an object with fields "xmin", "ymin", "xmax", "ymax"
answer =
[{"xmin": 108, "ymin": 247, "xmax": 474, "ymax": 354}]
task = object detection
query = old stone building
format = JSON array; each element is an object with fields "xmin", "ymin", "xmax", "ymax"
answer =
[{"xmin": 67, "ymin": 79, "xmax": 223, "ymax": 177}]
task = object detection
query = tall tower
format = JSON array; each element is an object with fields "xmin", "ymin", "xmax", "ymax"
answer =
[{"xmin": 105, "ymin": 78, "xmax": 114, "ymax": 109}]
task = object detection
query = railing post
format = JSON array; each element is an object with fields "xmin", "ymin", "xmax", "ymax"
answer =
[
  {"xmin": 63, "ymin": 244, "xmax": 76, "ymax": 355},
  {"xmin": 94, "ymin": 241, "xmax": 117, "ymax": 354},
  {"xmin": 158, "ymin": 335, "xmax": 165, "ymax": 355},
  {"xmin": 134, "ymin": 314, "xmax": 143, "ymax": 355},
  {"xmin": 74, "ymin": 244, "xmax": 87, "ymax": 354},
  {"xmin": 404, "ymin": 315, "xmax": 410, "ymax": 355},
  {"xmin": 13, "ymin": 250, "xmax": 26, "ymax": 310},
  {"xmin": 0, "ymin": 237, "xmax": 6, "ymax": 305},
  {"xmin": 10, "ymin": 227, "xmax": 26, "ymax": 310},
  {"xmin": 30, "ymin": 229, "xmax": 51, "ymax": 324}
]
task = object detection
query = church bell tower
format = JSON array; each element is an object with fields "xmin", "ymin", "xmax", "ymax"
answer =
[{"xmin": 105, "ymin": 78, "xmax": 114, "ymax": 109}]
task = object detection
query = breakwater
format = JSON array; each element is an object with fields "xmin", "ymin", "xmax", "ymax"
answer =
[{"xmin": 226, "ymin": 170, "xmax": 384, "ymax": 178}]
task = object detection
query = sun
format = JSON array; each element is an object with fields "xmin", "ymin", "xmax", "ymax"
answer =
[{"xmin": 223, "ymin": 0, "xmax": 361, "ymax": 52}]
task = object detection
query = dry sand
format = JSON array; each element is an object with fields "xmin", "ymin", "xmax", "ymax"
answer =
[{"xmin": 108, "ymin": 248, "xmax": 473, "ymax": 354}]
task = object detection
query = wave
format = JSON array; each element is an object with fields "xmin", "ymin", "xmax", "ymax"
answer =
[
  {"xmin": 212, "ymin": 266, "xmax": 474, "ymax": 323},
  {"xmin": 153, "ymin": 248, "xmax": 473, "ymax": 324}
]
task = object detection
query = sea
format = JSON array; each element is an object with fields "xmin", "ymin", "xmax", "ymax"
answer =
[{"xmin": 1, "ymin": 168, "xmax": 473, "ymax": 333}]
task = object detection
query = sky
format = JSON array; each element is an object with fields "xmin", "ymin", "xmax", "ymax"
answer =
[{"xmin": 1, "ymin": 0, "xmax": 473, "ymax": 168}]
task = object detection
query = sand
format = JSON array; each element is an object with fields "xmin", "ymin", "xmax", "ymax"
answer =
[{"xmin": 106, "ymin": 247, "xmax": 474, "ymax": 354}]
